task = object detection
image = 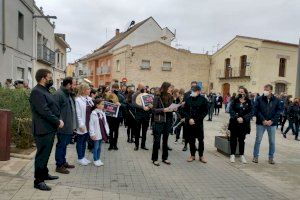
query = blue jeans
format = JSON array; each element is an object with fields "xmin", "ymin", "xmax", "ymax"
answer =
[
  {"xmin": 253, "ymin": 125, "xmax": 276, "ymax": 159},
  {"xmin": 93, "ymin": 139, "xmax": 103, "ymax": 161},
  {"xmin": 76, "ymin": 133, "xmax": 89, "ymax": 160},
  {"xmin": 55, "ymin": 133, "xmax": 72, "ymax": 167}
]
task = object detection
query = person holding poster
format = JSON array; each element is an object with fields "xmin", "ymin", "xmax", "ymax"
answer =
[{"xmin": 151, "ymin": 82, "xmax": 174, "ymax": 166}]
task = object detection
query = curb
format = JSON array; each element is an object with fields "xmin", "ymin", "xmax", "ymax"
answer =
[{"xmin": 10, "ymin": 149, "xmax": 36, "ymax": 160}]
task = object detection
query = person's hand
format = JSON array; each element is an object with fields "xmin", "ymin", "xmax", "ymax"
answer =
[
  {"xmin": 115, "ymin": 102, "xmax": 121, "ymax": 106},
  {"xmin": 148, "ymin": 104, "xmax": 153, "ymax": 109},
  {"xmin": 237, "ymin": 117, "xmax": 243, "ymax": 123},
  {"xmin": 263, "ymin": 120, "xmax": 268, "ymax": 126},
  {"xmin": 143, "ymin": 106, "xmax": 150, "ymax": 111},
  {"xmin": 173, "ymin": 108, "xmax": 178, "ymax": 112},
  {"xmin": 266, "ymin": 120, "xmax": 273, "ymax": 126},
  {"xmin": 189, "ymin": 119, "xmax": 195, "ymax": 125},
  {"xmin": 163, "ymin": 108, "xmax": 170, "ymax": 112},
  {"xmin": 79, "ymin": 126, "xmax": 86, "ymax": 133},
  {"xmin": 91, "ymin": 135, "xmax": 97, "ymax": 141},
  {"xmin": 59, "ymin": 120, "xmax": 64, "ymax": 128}
]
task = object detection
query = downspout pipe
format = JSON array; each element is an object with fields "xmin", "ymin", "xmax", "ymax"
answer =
[
  {"xmin": 295, "ymin": 38, "xmax": 300, "ymax": 97},
  {"xmin": 2, "ymin": 0, "xmax": 6, "ymax": 53}
]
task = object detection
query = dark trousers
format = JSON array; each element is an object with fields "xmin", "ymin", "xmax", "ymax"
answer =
[
  {"xmin": 175, "ymin": 124, "xmax": 183, "ymax": 140},
  {"xmin": 127, "ymin": 126, "xmax": 135, "ymax": 141},
  {"xmin": 214, "ymin": 107, "xmax": 220, "ymax": 115},
  {"xmin": 208, "ymin": 105, "xmax": 214, "ymax": 120},
  {"xmin": 108, "ymin": 117, "xmax": 121, "ymax": 148},
  {"xmin": 135, "ymin": 118, "xmax": 149, "ymax": 148},
  {"xmin": 188, "ymin": 124, "xmax": 204, "ymax": 157},
  {"xmin": 280, "ymin": 116, "xmax": 287, "ymax": 132},
  {"xmin": 230, "ymin": 131, "xmax": 245, "ymax": 155},
  {"xmin": 55, "ymin": 133, "xmax": 72, "ymax": 167},
  {"xmin": 34, "ymin": 133, "xmax": 55, "ymax": 184},
  {"xmin": 183, "ymin": 124, "xmax": 189, "ymax": 146},
  {"xmin": 283, "ymin": 119, "xmax": 296, "ymax": 135},
  {"xmin": 295, "ymin": 122, "xmax": 299, "ymax": 139},
  {"xmin": 151, "ymin": 122, "xmax": 169, "ymax": 161},
  {"xmin": 76, "ymin": 133, "xmax": 89, "ymax": 159}
]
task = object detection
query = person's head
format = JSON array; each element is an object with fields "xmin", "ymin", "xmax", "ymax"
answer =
[
  {"xmin": 77, "ymin": 83, "xmax": 91, "ymax": 96},
  {"xmin": 263, "ymin": 84, "xmax": 273, "ymax": 97},
  {"xmin": 126, "ymin": 90, "xmax": 134, "ymax": 103},
  {"xmin": 150, "ymin": 88, "xmax": 155, "ymax": 94},
  {"xmin": 294, "ymin": 98, "xmax": 299, "ymax": 105},
  {"xmin": 191, "ymin": 85, "xmax": 201, "ymax": 97},
  {"xmin": 111, "ymin": 83, "xmax": 119, "ymax": 91},
  {"xmin": 94, "ymin": 98, "xmax": 104, "ymax": 110},
  {"xmin": 190, "ymin": 81, "xmax": 197, "ymax": 89},
  {"xmin": 62, "ymin": 77, "xmax": 76, "ymax": 92},
  {"xmin": 90, "ymin": 88, "xmax": 97, "ymax": 99},
  {"xmin": 173, "ymin": 89, "xmax": 179, "ymax": 98},
  {"xmin": 121, "ymin": 85, "xmax": 127, "ymax": 92},
  {"xmin": 160, "ymin": 82, "xmax": 172, "ymax": 95},
  {"xmin": 35, "ymin": 69, "xmax": 53, "ymax": 88},
  {"xmin": 237, "ymin": 86, "xmax": 248, "ymax": 99},
  {"xmin": 137, "ymin": 83, "xmax": 145, "ymax": 91},
  {"xmin": 179, "ymin": 88, "xmax": 185, "ymax": 97},
  {"xmin": 232, "ymin": 92, "xmax": 237, "ymax": 98}
]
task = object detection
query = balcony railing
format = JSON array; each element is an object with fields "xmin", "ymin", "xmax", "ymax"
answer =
[
  {"xmin": 217, "ymin": 68, "xmax": 251, "ymax": 80},
  {"xmin": 97, "ymin": 66, "xmax": 111, "ymax": 75},
  {"xmin": 37, "ymin": 44, "xmax": 55, "ymax": 65}
]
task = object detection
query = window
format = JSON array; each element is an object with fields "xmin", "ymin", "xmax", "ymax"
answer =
[
  {"xmin": 224, "ymin": 58, "xmax": 231, "ymax": 78},
  {"xmin": 17, "ymin": 67, "xmax": 24, "ymax": 80},
  {"xmin": 18, "ymin": 12, "xmax": 24, "ymax": 40},
  {"xmin": 140, "ymin": 60, "xmax": 150, "ymax": 70},
  {"xmin": 61, "ymin": 53, "xmax": 64, "ymax": 69},
  {"xmin": 116, "ymin": 60, "xmax": 120, "ymax": 72},
  {"xmin": 240, "ymin": 55, "xmax": 247, "ymax": 77},
  {"xmin": 57, "ymin": 52, "xmax": 60, "ymax": 64},
  {"xmin": 162, "ymin": 61, "xmax": 172, "ymax": 71},
  {"xmin": 275, "ymin": 83, "xmax": 286, "ymax": 94},
  {"xmin": 279, "ymin": 58, "xmax": 286, "ymax": 77}
]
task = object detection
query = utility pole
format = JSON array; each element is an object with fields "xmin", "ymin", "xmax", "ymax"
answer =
[{"xmin": 296, "ymin": 38, "xmax": 300, "ymax": 97}]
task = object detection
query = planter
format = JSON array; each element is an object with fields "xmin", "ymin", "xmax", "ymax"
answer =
[{"xmin": 215, "ymin": 136, "xmax": 239, "ymax": 156}]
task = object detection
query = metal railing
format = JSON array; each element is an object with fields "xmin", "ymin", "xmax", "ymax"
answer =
[
  {"xmin": 37, "ymin": 44, "xmax": 55, "ymax": 65},
  {"xmin": 217, "ymin": 68, "xmax": 251, "ymax": 79}
]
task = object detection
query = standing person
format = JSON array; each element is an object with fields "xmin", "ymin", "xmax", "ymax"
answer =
[
  {"xmin": 214, "ymin": 93, "xmax": 223, "ymax": 115},
  {"xmin": 106, "ymin": 83, "xmax": 126, "ymax": 150},
  {"xmin": 207, "ymin": 92, "xmax": 215, "ymax": 121},
  {"xmin": 29, "ymin": 69, "xmax": 64, "ymax": 191},
  {"xmin": 174, "ymin": 89, "xmax": 185, "ymax": 143},
  {"xmin": 282, "ymin": 98, "xmax": 300, "ymax": 140},
  {"xmin": 151, "ymin": 82, "xmax": 174, "ymax": 166},
  {"xmin": 5, "ymin": 78, "xmax": 15, "ymax": 89},
  {"xmin": 280, "ymin": 95, "xmax": 291, "ymax": 132},
  {"xmin": 224, "ymin": 93, "xmax": 231, "ymax": 112},
  {"xmin": 89, "ymin": 99, "xmax": 109, "ymax": 166},
  {"xmin": 75, "ymin": 83, "xmax": 93, "ymax": 165},
  {"xmin": 253, "ymin": 84, "xmax": 281, "ymax": 164},
  {"xmin": 182, "ymin": 81, "xmax": 198, "ymax": 151},
  {"xmin": 125, "ymin": 90, "xmax": 136, "ymax": 143},
  {"xmin": 228, "ymin": 87, "xmax": 253, "ymax": 163},
  {"xmin": 54, "ymin": 77, "xmax": 78, "ymax": 174},
  {"xmin": 183, "ymin": 85, "xmax": 208, "ymax": 163},
  {"xmin": 132, "ymin": 83, "xmax": 151, "ymax": 151}
]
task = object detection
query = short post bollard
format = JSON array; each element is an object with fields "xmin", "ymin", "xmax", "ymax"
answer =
[{"xmin": 0, "ymin": 109, "xmax": 12, "ymax": 161}]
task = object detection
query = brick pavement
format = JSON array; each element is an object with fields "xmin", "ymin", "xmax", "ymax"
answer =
[{"xmin": 1, "ymin": 110, "xmax": 299, "ymax": 200}]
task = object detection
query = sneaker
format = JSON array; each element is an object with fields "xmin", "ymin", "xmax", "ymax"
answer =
[
  {"xmin": 83, "ymin": 158, "xmax": 91, "ymax": 164},
  {"xmin": 78, "ymin": 159, "xmax": 88, "ymax": 166},
  {"xmin": 94, "ymin": 160, "xmax": 101, "ymax": 167},
  {"xmin": 252, "ymin": 157, "xmax": 258, "ymax": 163},
  {"xmin": 268, "ymin": 158, "xmax": 275, "ymax": 165},
  {"xmin": 230, "ymin": 155, "xmax": 235, "ymax": 163},
  {"xmin": 240, "ymin": 155, "xmax": 247, "ymax": 164},
  {"xmin": 98, "ymin": 160, "xmax": 104, "ymax": 166},
  {"xmin": 182, "ymin": 146, "xmax": 187, "ymax": 151}
]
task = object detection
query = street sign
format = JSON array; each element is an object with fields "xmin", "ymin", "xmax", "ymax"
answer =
[{"xmin": 122, "ymin": 78, "xmax": 128, "ymax": 83}]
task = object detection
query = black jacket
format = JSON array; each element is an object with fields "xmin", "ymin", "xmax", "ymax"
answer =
[
  {"xmin": 255, "ymin": 95, "xmax": 281, "ymax": 126},
  {"xmin": 229, "ymin": 97, "xmax": 253, "ymax": 134},
  {"xmin": 286, "ymin": 103, "xmax": 300, "ymax": 122},
  {"xmin": 183, "ymin": 95, "xmax": 208, "ymax": 126},
  {"xmin": 29, "ymin": 84, "xmax": 60, "ymax": 136},
  {"xmin": 54, "ymin": 86, "xmax": 78, "ymax": 134},
  {"xmin": 132, "ymin": 91, "xmax": 151, "ymax": 120},
  {"xmin": 152, "ymin": 95, "xmax": 167, "ymax": 123}
]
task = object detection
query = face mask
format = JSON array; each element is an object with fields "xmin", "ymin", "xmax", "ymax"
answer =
[
  {"xmin": 238, "ymin": 94, "xmax": 245, "ymax": 99},
  {"xmin": 190, "ymin": 91, "xmax": 197, "ymax": 97},
  {"xmin": 45, "ymin": 79, "xmax": 53, "ymax": 88},
  {"xmin": 263, "ymin": 91, "xmax": 270, "ymax": 96}
]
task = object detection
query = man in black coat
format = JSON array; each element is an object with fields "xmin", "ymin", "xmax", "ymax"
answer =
[
  {"xmin": 54, "ymin": 77, "xmax": 78, "ymax": 174},
  {"xmin": 29, "ymin": 69, "xmax": 64, "ymax": 191},
  {"xmin": 183, "ymin": 85, "xmax": 208, "ymax": 163}
]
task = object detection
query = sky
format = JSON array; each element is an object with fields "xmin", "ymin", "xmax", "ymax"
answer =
[{"xmin": 35, "ymin": 0, "xmax": 300, "ymax": 63}]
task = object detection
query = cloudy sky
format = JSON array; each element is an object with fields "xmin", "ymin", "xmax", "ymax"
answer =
[{"xmin": 35, "ymin": 0, "xmax": 300, "ymax": 63}]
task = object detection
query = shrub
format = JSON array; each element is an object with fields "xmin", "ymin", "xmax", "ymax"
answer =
[{"xmin": 0, "ymin": 88, "xmax": 33, "ymax": 149}]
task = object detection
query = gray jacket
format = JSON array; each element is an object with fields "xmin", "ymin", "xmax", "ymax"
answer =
[{"xmin": 54, "ymin": 86, "xmax": 78, "ymax": 134}]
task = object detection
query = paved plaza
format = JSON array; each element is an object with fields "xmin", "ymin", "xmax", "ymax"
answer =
[{"xmin": 0, "ymin": 110, "xmax": 299, "ymax": 200}]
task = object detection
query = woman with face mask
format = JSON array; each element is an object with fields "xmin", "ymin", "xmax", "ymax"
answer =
[{"xmin": 228, "ymin": 87, "xmax": 253, "ymax": 163}]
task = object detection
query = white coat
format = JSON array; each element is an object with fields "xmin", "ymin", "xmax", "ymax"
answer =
[
  {"xmin": 75, "ymin": 96, "xmax": 94, "ymax": 134},
  {"xmin": 89, "ymin": 109, "xmax": 110, "ymax": 140}
]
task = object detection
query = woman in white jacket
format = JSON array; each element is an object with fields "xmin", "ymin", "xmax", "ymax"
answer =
[
  {"xmin": 89, "ymin": 98, "xmax": 109, "ymax": 166},
  {"xmin": 75, "ymin": 83, "xmax": 94, "ymax": 166}
]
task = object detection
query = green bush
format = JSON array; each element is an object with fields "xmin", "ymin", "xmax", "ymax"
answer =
[{"xmin": 0, "ymin": 88, "xmax": 33, "ymax": 149}]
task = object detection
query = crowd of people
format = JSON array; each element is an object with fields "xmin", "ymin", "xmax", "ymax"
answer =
[{"xmin": 23, "ymin": 68, "xmax": 300, "ymax": 191}]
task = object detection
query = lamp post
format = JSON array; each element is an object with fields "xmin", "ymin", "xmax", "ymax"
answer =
[{"xmin": 296, "ymin": 38, "xmax": 300, "ymax": 97}]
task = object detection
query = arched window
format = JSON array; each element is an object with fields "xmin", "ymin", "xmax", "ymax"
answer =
[
  {"xmin": 224, "ymin": 58, "xmax": 231, "ymax": 78},
  {"xmin": 240, "ymin": 55, "xmax": 247, "ymax": 77},
  {"xmin": 279, "ymin": 58, "xmax": 286, "ymax": 77},
  {"xmin": 275, "ymin": 83, "xmax": 286, "ymax": 94}
]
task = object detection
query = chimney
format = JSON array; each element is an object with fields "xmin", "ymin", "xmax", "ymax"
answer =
[{"xmin": 115, "ymin": 29, "xmax": 120, "ymax": 36}]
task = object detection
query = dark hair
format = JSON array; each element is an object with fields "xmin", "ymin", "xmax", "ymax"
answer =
[
  {"xmin": 126, "ymin": 90, "xmax": 134, "ymax": 103},
  {"xmin": 35, "ymin": 69, "xmax": 51, "ymax": 82},
  {"xmin": 160, "ymin": 82, "xmax": 173, "ymax": 105},
  {"xmin": 62, "ymin": 77, "xmax": 73, "ymax": 87},
  {"xmin": 238, "ymin": 86, "xmax": 248, "ymax": 95},
  {"xmin": 191, "ymin": 81, "xmax": 197, "ymax": 85},
  {"xmin": 90, "ymin": 88, "xmax": 97, "ymax": 95},
  {"xmin": 92, "ymin": 98, "xmax": 104, "ymax": 110},
  {"xmin": 264, "ymin": 84, "xmax": 273, "ymax": 91},
  {"xmin": 112, "ymin": 83, "xmax": 119, "ymax": 90}
]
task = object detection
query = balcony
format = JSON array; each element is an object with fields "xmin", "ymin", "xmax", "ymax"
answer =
[
  {"xmin": 96, "ymin": 66, "xmax": 111, "ymax": 75},
  {"xmin": 217, "ymin": 68, "xmax": 251, "ymax": 80},
  {"xmin": 37, "ymin": 44, "xmax": 55, "ymax": 65}
]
